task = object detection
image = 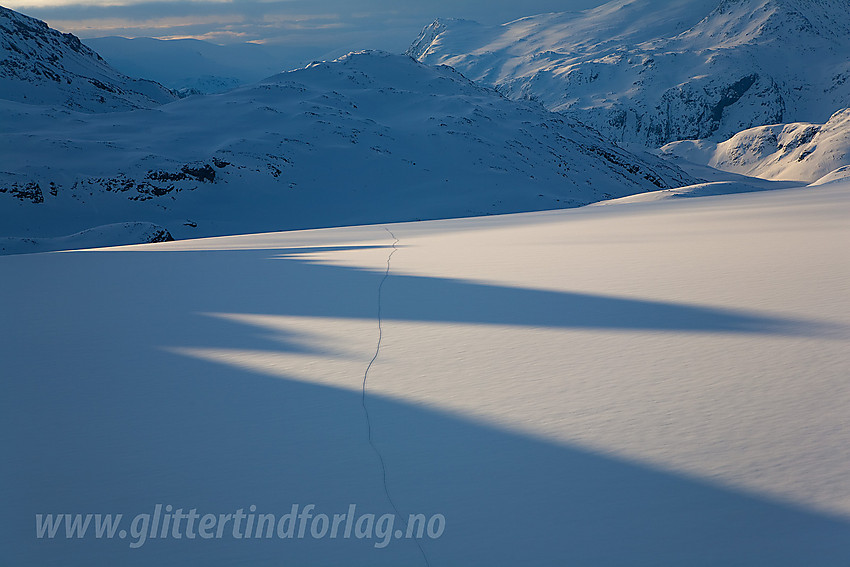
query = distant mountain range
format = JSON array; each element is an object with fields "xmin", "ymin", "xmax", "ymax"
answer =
[
  {"xmin": 83, "ymin": 37, "xmax": 316, "ymax": 94},
  {"xmin": 0, "ymin": 6, "xmax": 176, "ymax": 111},
  {"xmin": 409, "ymin": 0, "xmax": 850, "ymax": 147},
  {"xmin": 0, "ymin": 7, "xmax": 692, "ymax": 243},
  {"xmin": 3, "ymin": 1, "xmax": 849, "ymax": 249}
]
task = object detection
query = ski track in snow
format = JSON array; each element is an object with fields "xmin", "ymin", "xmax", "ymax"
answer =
[{"xmin": 360, "ymin": 227, "xmax": 431, "ymax": 567}]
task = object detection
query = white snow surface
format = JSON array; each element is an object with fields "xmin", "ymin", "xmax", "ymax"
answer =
[
  {"xmin": 2, "ymin": 182, "xmax": 849, "ymax": 565},
  {"xmin": 810, "ymin": 165, "xmax": 850, "ymax": 186},
  {"xmin": 661, "ymin": 108, "xmax": 850, "ymax": 183},
  {"xmin": 409, "ymin": 0, "xmax": 850, "ymax": 146},
  {"xmin": 0, "ymin": 7, "xmax": 176, "ymax": 111},
  {"xmin": 0, "ymin": 50, "xmax": 693, "ymax": 243},
  {"xmin": 587, "ymin": 179, "xmax": 800, "ymax": 205}
]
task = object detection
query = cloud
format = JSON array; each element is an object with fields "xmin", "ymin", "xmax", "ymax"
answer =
[
  {"xmin": 6, "ymin": 0, "xmax": 236, "ymax": 6},
  {"xmin": 6, "ymin": 0, "xmax": 233, "ymax": 8},
  {"xmin": 47, "ymin": 13, "xmax": 244, "ymax": 33},
  {"xmin": 6, "ymin": 0, "xmax": 603, "ymax": 54}
]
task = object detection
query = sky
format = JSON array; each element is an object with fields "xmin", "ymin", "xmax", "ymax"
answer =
[{"xmin": 3, "ymin": 0, "xmax": 605, "ymax": 54}]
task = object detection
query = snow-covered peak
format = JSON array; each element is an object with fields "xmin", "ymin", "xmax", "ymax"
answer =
[
  {"xmin": 407, "ymin": 0, "xmax": 718, "ymax": 77},
  {"xmin": 0, "ymin": 6, "xmax": 176, "ymax": 111},
  {"xmin": 0, "ymin": 50, "xmax": 693, "ymax": 243},
  {"xmin": 407, "ymin": 19, "xmax": 484, "ymax": 61},
  {"xmin": 680, "ymin": 0, "xmax": 850, "ymax": 47},
  {"xmin": 275, "ymin": 50, "xmax": 494, "ymax": 101},
  {"xmin": 410, "ymin": 0, "xmax": 850, "ymax": 147}
]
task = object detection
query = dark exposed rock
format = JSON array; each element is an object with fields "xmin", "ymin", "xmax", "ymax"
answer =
[
  {"xmin": 147, "ymin": 227, "xmax": 174, "ymax": 243},
  {"xmin": 146, "ymin": 164, "xmax": 215, "ymax": 184},
  {"xmin": 0, "ymin": 181, "xmax": 43, "ymax": 203}
]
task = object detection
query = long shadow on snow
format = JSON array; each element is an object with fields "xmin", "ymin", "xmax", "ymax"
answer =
[
  {"xmin": 1, "ymin": 246, "xmax": 847, "ymax": 567},
  {"xmin": 49, "ymin": 246, "xmax": 839, "ymax": 340}
]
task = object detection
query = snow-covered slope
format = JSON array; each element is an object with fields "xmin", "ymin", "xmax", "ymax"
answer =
[
  {"xmin": 0, "ymin": 6, "xmax": 176, "ymax": 111},
  {"xmin": 2, "ymin": 182, "xmax": 849, "ymax": 566},
  {"xmin": 409, "ymin": 0, "xmax": 850, "ymax": 147},
  {"xmin": 661, "ymin": 108, "xmax": 850, "ymax": 183},
  {"xmin": 809, "ymin": 165, "xmax": 850, "ymax": 186},
  {"xmin": 0, "ymin": 50, "xmax": 693, "ymax": 242},
  {"xmin": 588, "ymin": 178, "xmax": 802, "ymax": 205},
  {"xmin": 84, "ymin": 37, "xmax": 294, "ymax": 95},
  {"xmin": 0, "ymin": 222, "xmax": 172, "ymax": 255}
]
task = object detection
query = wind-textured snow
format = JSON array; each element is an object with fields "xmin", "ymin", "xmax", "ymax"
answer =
[
  {"xmin": 661, "ymin": 108, "xmax": 850, "ymax": 183},
  {"xmin": 2, "ymin": 182, "xmax": 848, "ymax": 566},
  {"xmin": 0, "ymin": 7, "xmax": 176, "ymax": 111},
  {"xmin": 409, "ymin": 0, "xmax": 850, "ymax": 147},
  {"xmin": 0, "ymin": 47, "xmax": 693, "ymax": 243}
]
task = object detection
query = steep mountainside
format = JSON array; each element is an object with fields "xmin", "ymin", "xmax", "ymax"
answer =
[
  {"xmin": 409, "ymin": 0, "xmax": 850, "ymax": 147},
  {"xmin": 0, "ymin": 6, "xmax": 176, "ymax": 111},
  {"xmin": 0, "ymin": 51, "xmax": 693, "ymax": 241},
  {"xmin": 661, "ymin": 108, "xmax": 850, "ymax": 183}
]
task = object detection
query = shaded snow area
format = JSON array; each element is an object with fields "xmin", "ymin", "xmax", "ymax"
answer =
[
  {"xmin": 0, "ymin": 222, "xmax": 172, "ymax": 255},
  {"xmin": 2, "ymin": 183, "xmax": 848, "ymax": 566}
]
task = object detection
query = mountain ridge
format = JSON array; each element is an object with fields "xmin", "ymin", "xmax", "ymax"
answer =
[
  {"xmin": 0, "ymin": 49, "xmax": 694, "ymax": 243},
  {"xmin": 0, "ymin": 6, "xmax": 177, "ymax": 111},
  {"xmin": 409, "ymin": 0, "xmax": 850, "ymax": 147}
]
